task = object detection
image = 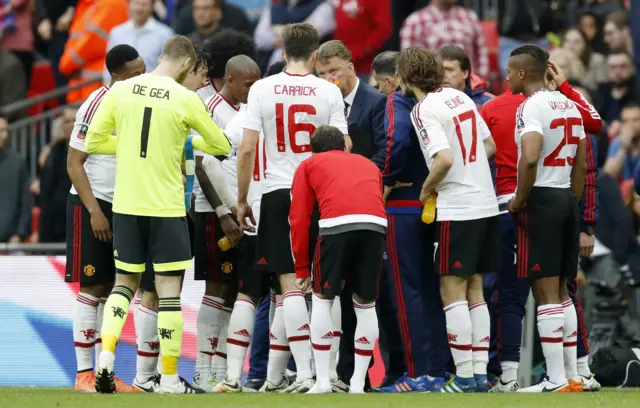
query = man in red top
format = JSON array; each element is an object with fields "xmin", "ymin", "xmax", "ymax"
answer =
[
  {"xmin": 290, "ymin": 125, "xmax": 387, "ymax": 395},
  {"xmin": 481, "ymin": 62, "xmax": 601, "ymax": 392}
]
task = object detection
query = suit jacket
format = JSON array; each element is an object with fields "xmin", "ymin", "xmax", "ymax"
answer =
[{"xmin": 347, "ymin": 80, "xmax": 387, "ymax": 170}]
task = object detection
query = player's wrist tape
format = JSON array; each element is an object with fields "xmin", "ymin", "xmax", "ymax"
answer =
[{"xmin": 215, "ymin": 205, "xmax": 231, "ymax": 218}]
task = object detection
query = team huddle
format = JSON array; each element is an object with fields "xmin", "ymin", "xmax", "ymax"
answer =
[{"xmin": 64, "ymin": 22, "xmax": 599, "ymax": 395}]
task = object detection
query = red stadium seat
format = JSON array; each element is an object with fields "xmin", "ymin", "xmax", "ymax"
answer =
[
  {"xmin": 27, "ymin": 61, "xmax": 59, "ymax": 116},
  {"xmin": 480, "ymin": 21, "xmax": 501, "ymax": 94}
]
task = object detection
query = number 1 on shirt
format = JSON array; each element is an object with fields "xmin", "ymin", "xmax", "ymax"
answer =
[{"xmin": 140, "ymin": 107, "xmax": 152, "ymax": 158}]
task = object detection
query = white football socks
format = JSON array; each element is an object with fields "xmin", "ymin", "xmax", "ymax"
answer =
[
  {"xmin": 283, "ymin": 290, "xmax": 312, "ymax": 382},
  {"xmin": 351, "ymin": 300, "xmax": 378, "ymax": 393},
  {"xmin": 225, "ymin": 299, "xmax": 256, "ymax": 381},
  {"xmin": 310, "ymin": 294, "xmax": 333, "ymax": 388},
  {"xmin": 136, "ymin": 304, "xmax": 159, "ymax": 381},
  {"xmin": 266, "ymin": 301, "xmax": 291, "ymax": 385},
  {"xmin": 562, "ymin": 299, "xmax": 579, "ymax": 381},
  {"xmin": 195, "ymin": 296, "xmax": 225, "ymax": 379},
  {"xmin": 73, "ymin": 292, "xmax": 99, "ymax": 373},
  {"xmin": 537, "ymin": 304, "xmax": 566, "ymax": 385},
  {"xmin": 444, "ymin": 301, "xmax": 473, "ymax": 378},
  {"xmin": 469, "ymin": 301, "xmax": 490, "ymax": 375}
]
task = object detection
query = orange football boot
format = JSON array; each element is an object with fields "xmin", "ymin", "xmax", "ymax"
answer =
[
  {"xmin": 569, "ymin": 379, "xmax": 584, "ymax": 392},
  {"xmin": 74, "ymin": 371, "xmax": 97, "ymax": 392}
]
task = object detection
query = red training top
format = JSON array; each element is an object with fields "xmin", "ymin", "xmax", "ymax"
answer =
[{"xmin": 290, "ymin": 150, "xmax": 387, "ymax": 279}]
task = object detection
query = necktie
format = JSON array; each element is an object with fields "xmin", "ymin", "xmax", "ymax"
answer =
[{"xmin": 344, "ymin": 101, "xmax": 350, "ymax": 118}]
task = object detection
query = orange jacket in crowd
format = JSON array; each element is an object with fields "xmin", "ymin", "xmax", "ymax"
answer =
[{"xmin": 59, "ymin": 0, "xmax": 128, "ymax": 103}]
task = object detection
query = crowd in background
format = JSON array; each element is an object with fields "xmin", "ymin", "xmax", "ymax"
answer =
[{"xmin": 1, "ymin": 0, "xmax": 640, "ymax": 334}]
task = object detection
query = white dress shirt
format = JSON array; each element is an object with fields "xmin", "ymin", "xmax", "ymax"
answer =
[{"xmin": 343, "ymin": 77, "xmax": 359, "ymax": 118}]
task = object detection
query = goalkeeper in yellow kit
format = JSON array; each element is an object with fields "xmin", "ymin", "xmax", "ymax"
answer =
[{"xmin": 85, "ymin": 36, "xmax": 231, "ymax": 394}]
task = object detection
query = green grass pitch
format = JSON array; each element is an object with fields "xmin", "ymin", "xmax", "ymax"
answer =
[{"xmin": 2, "ymin": 388, "xmax": 640, "ymax": 408}]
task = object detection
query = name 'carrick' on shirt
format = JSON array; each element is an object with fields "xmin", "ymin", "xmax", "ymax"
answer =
[
  {"xmin": 85, "ymin": 73, "xmax": 231, "ymax": 217},
  {"xmin": 243, "ymin": 72, "xmax": 348, "ymax": 194}
]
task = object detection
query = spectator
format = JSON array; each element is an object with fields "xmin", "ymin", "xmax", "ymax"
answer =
[
  {"xmin": 104, "ymin": 0, "xmax": 174, "ymax": 84},
  {"xmin": 578, "ymin": 11, "xmax": 607, "ymax": 54},
  {"xmin": 548, "ymin": 48, "xmax": 586, "ymax": 84},
  {"xmin": 0, "ymin": 50, "xmax": 27, "ymax": 121},
  {"xmin": 35, "ymin": 0, "xmax": 75, "ymax": 89},
  {"xmin": 603, "ymin": 10, "xmax": 632, "ymax": 54},
  {"xmin": 254, "ymin": 0, "xmax": 334, "ymax": 71},
  {"xmin": 595, "ymin": 49, "xmax": 637, "ymax": 125},
  {"xmin": 603, "ymin": 102, "xmax": 640, "ymax": 181},
  {"xmin": 59, "ymin": 0, "xmax": 128, "ymax": 104},
  {"xmin": 333, "ymin": 0, "xmax": 392, "ymax": 78},
  {"xmin": 38, "ymin": 108, "xmax": 76, "ymax": 242},
  {"xmin": 0, "ymin": 115, "xmax": 31, "ymax": 243},
  {"xmin": 173, "ymin": 0, "xmax": 252, "ymax": 38},
  {"xmin": 400, "ymin": 0, "xmax": 488, "ymax": 79},
  {"xmin": 562, "ymin": 27, "xmax": 607, "ymax": 89},
  {"xmin": 495, "ymin": 0, "xmax": 553, "ymax": 79},
  {"xmin": 0, "ymin": 0, "xmax": 34, "ymax": 85}
]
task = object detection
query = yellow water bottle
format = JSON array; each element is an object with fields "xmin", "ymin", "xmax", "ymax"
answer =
[
  {"xmin": 217, "ymin": 237, "xmax": 234, "ymax": 251},
  {"xmin": 421, "ymin": 194, "xmax": 437, "ymax": 224}
]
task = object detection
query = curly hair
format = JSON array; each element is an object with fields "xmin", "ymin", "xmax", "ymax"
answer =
[
  {"xmin": 193, "ymin": 45, "xmax": 211, "ymax": 74},
  {"xmin": 396, "ymin": 47, "xmax": 444, "ymax": 94},
  {"xmin": 203, "ymin": 28, "xmax": 257, "ymax": 79}
]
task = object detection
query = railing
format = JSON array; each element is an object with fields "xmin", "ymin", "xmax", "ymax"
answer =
[
  {"xmin": 0, "ymin": 242, "xmax": 65, "ymax": 255},
  {"xmin": 1, "ymin": 76, "xmax": 102, "ymax": 180}
]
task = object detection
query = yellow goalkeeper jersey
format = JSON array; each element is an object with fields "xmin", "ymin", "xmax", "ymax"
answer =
[{"xmin": 85, "ymin": 73, "xmax": 231, "ymax": 217}]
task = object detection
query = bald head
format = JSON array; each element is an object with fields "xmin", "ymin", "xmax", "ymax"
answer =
[
  {"xmin": 223, "ymin": 54, "xmax": 261, "ymax": 104},
  {"xmin": 225, "ymin": 54, "xmax": 261, "ymax": 77}
]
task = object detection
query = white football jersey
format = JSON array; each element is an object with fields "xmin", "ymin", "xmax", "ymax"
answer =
[
  {"xmin": 244, "ymin": 72, "xmax": 348, "ymax": 193},
  {"xmin": 411, "ymin": 87, "xmax": 498, "ymax": 221},
  {"xmin": 194, "ymin": 93, "xmax": 241, "ymax": 212},
  {"xmin": 516, "ymin": 90, "xmax": 586, "ymax": 189},
  {"xmin": 190, "ymin": 83, "xmax": 217, "ymax": 210},
  {"xmin": 69, "ymin": 85, "xmax": 116, "ymax": 203},
  {"xmin": 219, "ymin": 108, "xmax": 266, "ymax": 235},
  {"xmin": 196, "ymin": 80, "xmax": 217, "ymax": 102}
]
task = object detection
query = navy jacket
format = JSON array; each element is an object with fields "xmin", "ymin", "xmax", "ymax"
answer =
[
  {"xmin": 581, "ymin": 134, "xmax": 600, "ymax": 231},
  {"xmin": 383, "ymin": 91, "xmax": 429, "ymax": 215},
  {"xmin": 348, "ymin": 80, "xmax": 388, "ymax": 170}
]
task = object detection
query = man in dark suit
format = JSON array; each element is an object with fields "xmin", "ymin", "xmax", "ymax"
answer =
[
  {"xmin": 316, "ymin": 40, "xmax": 387, "ymax": 391},
  {"xmin": 316, "ymin": 40, "xmax": 387, "ymax": 169}
]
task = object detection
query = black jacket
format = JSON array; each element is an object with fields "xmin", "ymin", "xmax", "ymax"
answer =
[
  {"xmin": 0, "ymin": 148, "xmax": 32, "ymax": 242},
  {"xmin": 38, "ymin": 140, "xmax": 71, "ymax": 243},
  {"xmin": 347, "ymin": 80, "xmax": 387, "ymax": 171}
]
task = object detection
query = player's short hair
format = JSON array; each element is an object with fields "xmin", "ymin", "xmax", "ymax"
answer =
[
  {"xmin": 438, "ymin": 45, "xmax": 471, "ymax": 74},
  {"xmin": 193, "ymin": 45, "xmax": 211, "ymax": 73},
  {"xmin": 311, "ymin": 125, "xmax": 345, "ymax": 153},
  {"xmin": 282, "ymin": 23, "xmax": 320, "ymax": 61},
  {"xmin": 622, "ymin": 101, "xmax": 640, "ymax": 113},
  {"xmin": 317, "ymin": 40, "xmax": 352, "ymax": 63},
  {"xmin": 372, "ymin": 51, "xmax": 399, "ymax": 76},
  {"xmin": 510, "ymin": 44, "xmax": 549, "ymax": 78},
  {"xmin": 105, "ymin": 44, "xmax": 140, "ymax": 75},
  {"xmin": 265, "ymin": 61, "xmax": 286, "ymax": 78},
  {"xmin": 605, "ymin": 10, "xmax": 629, "ymax": 29},
  {"xmin": 161, "ymin": 35, "xmax": 197, "ymax": 63},
  {"xmin": 396, "ymin": 47, "xmax": 444, "ymax": 94},
  {"xmin": 203, "ymin": 28, "xmax": 257, "ymax": 79}
]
